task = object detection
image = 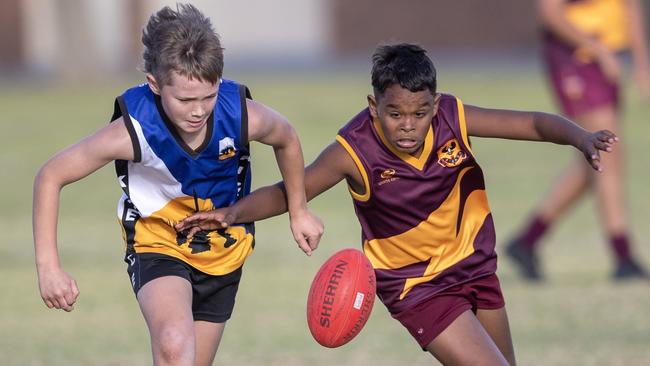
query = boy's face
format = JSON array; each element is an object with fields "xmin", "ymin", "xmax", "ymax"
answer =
[
  {"xmin": 368, "ymin": 84, "xmax": 440, "ymax": 157},
  {"xmin": 147, "ymin": 71, "xmax": 218, "ymax": 139}
]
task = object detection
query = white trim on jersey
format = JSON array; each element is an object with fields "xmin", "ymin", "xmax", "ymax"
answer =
[{"xmin": 123, "ymin": 115, "xmax": 184, "ymax": 218}]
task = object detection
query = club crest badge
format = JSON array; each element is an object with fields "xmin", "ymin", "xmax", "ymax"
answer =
[
  {"xmin": 218, "ymin": 137, "xmax": 237, "ymax": 160},
  {"xmin": 437, "ymin": 139, "xmax": 467, "ymax": 168}
]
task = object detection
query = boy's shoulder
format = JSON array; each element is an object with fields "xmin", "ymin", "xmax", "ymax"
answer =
[
  {"xmin": 436, "ymin": 92, "xmax": 464, "ymax": 117},
  {"xmin": 338, "ymin": 108, "xmax": 372, "ymax": 136},
  {"xmin": 218, "ymin": 78, "xmax": 241, "ymax": 93},
  {"xmin": 437, "ymin": 92, "xmax": 458, "ymax": 104},
  {"xmin": 121, "ymin": 83, "xmax": 151, "ymax": 98}
]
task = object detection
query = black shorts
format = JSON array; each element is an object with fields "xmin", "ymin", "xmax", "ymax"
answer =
[{"xmin": 125, "ymin": 252, "xmax": 242, "ymax": 323}]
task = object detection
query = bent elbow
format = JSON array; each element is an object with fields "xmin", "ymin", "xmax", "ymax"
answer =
[{"xmin": 34, "ymin": 160, "xmax": 65, "ymax": 193}]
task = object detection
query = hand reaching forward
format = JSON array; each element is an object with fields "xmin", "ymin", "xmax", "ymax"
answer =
[
  {"xmin": 579, "ymin": 129, "xmax": 618, "ymax": 171},
  {"xmin": 175, "ymin": 207, "xmax": 236, "ymax": 239},
  {"xmin": 175, "ymin": 206, "xmax": 324, "ymax": 256}
]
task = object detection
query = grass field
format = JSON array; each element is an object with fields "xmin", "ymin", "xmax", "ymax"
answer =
[{"xmin": 1, "ymin": 65, "xmax": 649, "ymax": 365}]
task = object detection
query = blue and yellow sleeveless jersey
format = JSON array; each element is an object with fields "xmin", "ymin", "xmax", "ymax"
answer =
[
  {"xmin": 112, "ymin": 79, "xmax": 254, "ymax": 276},
  {"xmin": 336, "ymin": 94, "xmax": 497, "ymax": 314}
]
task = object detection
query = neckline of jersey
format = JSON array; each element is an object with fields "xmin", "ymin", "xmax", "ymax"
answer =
[
  {"xmin": 153, "ymin": 93, "xmax": 215, "ymax": 158},
  {"xmin": 372, "ymin": 118, "xmax": 434, "ymax": 171}
]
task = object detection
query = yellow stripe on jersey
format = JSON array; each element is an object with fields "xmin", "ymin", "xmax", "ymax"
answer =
[
  {"xmin": 456, "ymin": 97, "xmax": 475, "ymax": 157},
  {"xmin": 336, "ymin": 135, "xmax": 371, "ymax": 202},
  {"xmin": 372, "ymin": 118, "xmax": 434, "ymax": 171},
  {"xmin": 126, "ymin": 196, "xmax": 255, "ymax": 275},
  {"xmin": 363, "ymin": 166, "xmax": 491, "ymax": 300},
  {"xmin": 566, "ymin": 0, "xmax": 629, "ymax": 53}
]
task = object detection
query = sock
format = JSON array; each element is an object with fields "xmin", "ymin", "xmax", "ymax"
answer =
[
  {"xmin": 610, "ymin": 234, "xmax": 632, "ymax": 263},
  {"xmin": 518, "ymin": 215, "xmax": 549, "ymax": 249}
]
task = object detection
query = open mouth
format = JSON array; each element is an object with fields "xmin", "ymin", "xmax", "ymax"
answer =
[{"xmin": 395, "ymin": 139, "xmax": 418, "ymax": 149}]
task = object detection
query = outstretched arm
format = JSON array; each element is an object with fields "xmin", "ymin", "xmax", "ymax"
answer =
[
  {"xmin": 176, "ymin": 141, "xmax": 359, "ymax": 253},
  {"xmin": 465, "ymin": 105, "xmax": 617, "ymax": 171},
  {"xmin": 33, "ymin": 118, "xmax": 133, "ymax": 311},
  {"xmin": 247, "ymin": 99, "xmax": 323, "ymax": 254}
]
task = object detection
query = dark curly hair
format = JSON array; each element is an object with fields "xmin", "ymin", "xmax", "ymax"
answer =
[{"xmin": 371, "ymin": 43, "xmax": 437, "ymax": 97}]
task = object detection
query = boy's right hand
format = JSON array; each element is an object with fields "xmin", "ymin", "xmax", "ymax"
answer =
[
  {"xmin": 289, "ymin": 208, "xmax": 323, "ymax": 256},
  {"xmin": 37, "ymin": 265, "xmax": 79, "ymax": 312}
]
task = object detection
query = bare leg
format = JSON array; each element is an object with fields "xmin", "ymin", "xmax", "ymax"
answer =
[
  {"xmin": 425, "ymin": 310, "xmax": 510, "ymax": 366},
  {"xmin": 195, "ymin": 321, "xmax": 226, "ymax": 366},
  {"xmin": 534, "ymin": 155, "xmax": 591, "ymax": 223},
  {"xmin": 578, "ymin": 107, "xmax": 645, "ymax": 278},
  {"xmin": 506, "ymin": 155, "xmax": 590, "ymax": 279},
  {"xmin": 138, "ymin": 276, "xmax": 195, "ymax": 366},
  {"xmin": 537, "ymin": 105, "xmax": 627, "ymax": 233},
  {"xmin": 508, "ymin": 104, "xmax": 637, "ymax": 278},
  {"xmin": 527, "ymin": 105, "xmax": 623, "ymax": 226},
  {"xmin": 476, "ymin": 307, "xmax": 516, "ymax": 366}
]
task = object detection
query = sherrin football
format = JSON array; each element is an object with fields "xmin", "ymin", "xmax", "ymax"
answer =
[{"xmin": 306, "ymin": 248, "xmax": 376, "ymax": 348}]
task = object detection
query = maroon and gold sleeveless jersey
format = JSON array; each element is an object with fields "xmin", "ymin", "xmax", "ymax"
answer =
[{"xmin": 336, "ymin": 94, "xmax": 497, "ymax": 314}]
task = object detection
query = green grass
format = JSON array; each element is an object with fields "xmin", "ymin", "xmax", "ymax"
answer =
[{"xmin": 1, "ymin": 68, "xmax": 649, "ymax": 365}]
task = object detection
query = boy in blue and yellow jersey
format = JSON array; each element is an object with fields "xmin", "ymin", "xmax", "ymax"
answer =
[
  {"xmin": 507, "ymin": 0, "xmax": 650, "ymax": 280},
  {"xmin": 176, "ymin": 43, "xmax": 619, "ymax": 365},
  {"xmin": 33, "ymin": 4, "xmax": 322, "ymax": 365}
]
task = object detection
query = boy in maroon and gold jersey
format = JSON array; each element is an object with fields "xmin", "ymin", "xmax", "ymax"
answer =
[
  {"xmin": 507, "ymin": 0, "xmax": 650, "ymax": 280},
  {"xmin": 176, "ymin": 44, "xmax": 618, "ymax": 365}
]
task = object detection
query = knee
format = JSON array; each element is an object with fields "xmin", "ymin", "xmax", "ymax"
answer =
[{"xmin": 155, "ymin": 325, "xmax": 194, "ymax": 363}]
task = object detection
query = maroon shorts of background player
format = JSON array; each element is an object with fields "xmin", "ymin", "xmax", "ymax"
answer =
[
  {"xmin": 542, "ymin": 33, "xmax": 620, "ymax": 118},
  {"xmin": 391, "ymin": 273, "xmax": 505, "ymax": 349}
]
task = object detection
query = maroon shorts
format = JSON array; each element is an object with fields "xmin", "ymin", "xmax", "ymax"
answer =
[
  {"xmin": 391, "ymin": 273, "xmax": 505, "ymax": 349},
  {"xmin": 543, "ymin": 37, "xmax": 620, "ymax": 118}
]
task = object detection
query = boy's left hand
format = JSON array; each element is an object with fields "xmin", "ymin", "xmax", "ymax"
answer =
[
  {"xmin": 579, "ymin": 129, "xmax": 618, "ymax": 171},
  {"xmin": 289, "ymin": 208, "xmax": 324, "ymax": 256}
]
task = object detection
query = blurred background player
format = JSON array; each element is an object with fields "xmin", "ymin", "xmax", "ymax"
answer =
[
  {"xmin": 33, "ymin": 4, "xmax": 322, "ymax": 366},
  {"xmin": 506, "ymin": 0, "xmax": 650, "ymax": 280},
  {"xmin": 176, "ymin": 43, "xmax": 620, "ymax": 365}
]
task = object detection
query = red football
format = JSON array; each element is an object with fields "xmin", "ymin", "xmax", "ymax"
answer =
[{"xmin": 306, "ymin": 248, "xmax": 376, "ymax": 348}]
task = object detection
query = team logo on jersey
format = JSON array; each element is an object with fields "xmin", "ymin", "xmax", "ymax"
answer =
[
  {"xmin": 378, "ymin": 168, "xmax": 399, "ymax": 186},
  {"xmin": 176, "ymin": 228, "xmax": 237, "ymax": 254},
  {"xmin": 380, "ymin": 169, "xmax": 396, "ymax": 179},
  {"xmin": 437, "ymin": 139, "xmax": 467, "ymax": 168},
  {"xmin": 218, "ymin": 137, "xmax": 237, "ymax": 160}
]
